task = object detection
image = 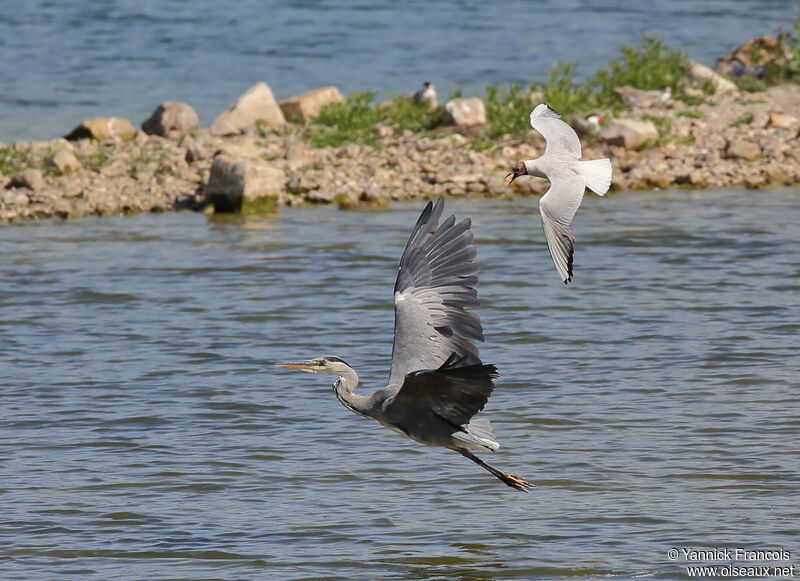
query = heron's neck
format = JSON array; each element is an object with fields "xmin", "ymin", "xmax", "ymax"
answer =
[{"xmin": 332, "ymin": 367, "xmax": 371, "ymax": 417}]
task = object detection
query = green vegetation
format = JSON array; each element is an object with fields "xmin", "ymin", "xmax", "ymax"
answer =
[
  {"xmin": 592, "ymin": 34, "xmax": 688, "ymax": 108},
  {"xmin": 303, "ymin": 91, "xmax": 441, "ymax": 148},
  {"xmin": 79, "ymin": 150, "xmax": 112, "ymax": 172},
  {"xmin": 678, "ymin": 110, "xmax": 705, "ymax": 119},
  {"xmin": 640, "ymin": 114, "xmax": 672, "ymax": 138},
  {"xmin": 730, "ymin": 112, "xmax": 754, "ymax": 127},
  {"xmin": 0, "ymin": 147, "xmax": 32, "ymax": 176},
  {"xmin": 301, "ymin": 34, "xmax": 696, "ymax": 148},
  {"xmin": 730, "ymin": 13, "xmax": 800, "ymax": 91}
]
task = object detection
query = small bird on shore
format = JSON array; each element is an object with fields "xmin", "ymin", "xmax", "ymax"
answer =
[
  {"xmin": 570, "ymin": 113, "xmax": 605, "ymax": 137},
  {"xmin": 506, "ymin": 103, "xmax": 613, "ymax": 284},
  {"xmin": 277, "ymin": 198, "xmax": 530, "ymax": 492},
  {"xmin": 412, "ymin": 81, "xmax": 438, "ymax": 108},
  {"xmin": 615, "ymin": 85, "xmax": 672, "ymax": 108}
]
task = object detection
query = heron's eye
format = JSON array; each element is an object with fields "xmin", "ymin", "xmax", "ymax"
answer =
[{"xmin": 316, "ymin": 360, "xmax": 325, "ymax": 366}]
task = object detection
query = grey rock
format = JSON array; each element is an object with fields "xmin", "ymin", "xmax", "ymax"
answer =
[
  {"xmin": 725, "ymin": 140, "xmax": 760, "ymax": 161},
  {"xmin": 687, "ymin": 61, "xmax": 738, "ymax": 95},
  {"xmin": 206, "ymin": 154, "xmax": 286, "ymax": 212},
  {"xmin": 279, "ymin": 86, "xmax": 344, "ymax": 123},
  {"xmin": 600, "ymin": 119, "xmax": 659, "ymax": 149},
  {"xmin": 48, "ymin": 148, "xmax": 82, "ymax": 173},
  {"xmin": 210, "ymin": 82, "xmax": 286, "ymax": 136},
  {"xmin": 65, "ymin": 117, "xmax": 137, "ymax": 141},
  {"xmin": 9, "ymin": 168, "xmax": 46, "ymax": 192},
  {"xmin": 442, "ymin": 98, "xmax": 487, "ymax": 127},
  {"xmin": 142, "ymin": 102, "xmax": 200, "ymax": 137}
]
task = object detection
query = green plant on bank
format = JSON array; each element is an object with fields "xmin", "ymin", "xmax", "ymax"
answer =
[
  {"xmin": 678, "ymin": 110, "xmax": 705, "ymax": 119},
  {"xmin": 640, "ymin": 114, "xmax": 672, "ymax": 138},
  {"xmin": 592, "ymin": 33, "xmax": 689, "ymax": 109},
  {"xmin": 0, "ymin": 147, "xmax": 31, "ymax": 176},
  {"xmin": 301, "ymin": 34, "xmax": 721, "ymax": 148},
  {"xmin": 541, "ymin": 62, "xmax": 595, "ymax": 115},
  {"xmin": 483, "ymin": 83, "xmax": 535, "ymax": 139},
  {"xmin": 78, "ymin": 150, "xmax": 112, "ymax": 172},
  {"xmin": 303, "ymin": 91, "xmax": 441, "ymax": 148},
  {"xmin": 731, "ymin": 112, "xmax": 754, "ymax": 127},
  {"xmin": 730, "ymin": 12, "xmax": 800, "ymax": 91}
]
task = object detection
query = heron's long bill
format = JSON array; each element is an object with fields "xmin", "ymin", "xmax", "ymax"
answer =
[{"xmin": 275, "ymin": 360, "xmax": 316, "ymax": 371}]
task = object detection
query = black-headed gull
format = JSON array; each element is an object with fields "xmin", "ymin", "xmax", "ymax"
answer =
[
  {"xmin": 412, "ymin": 82, "xmax": 438, "ymax": 108},
  {"xmin": 506, "ymin": 103, "xmax": 612, "ymax": 284}
]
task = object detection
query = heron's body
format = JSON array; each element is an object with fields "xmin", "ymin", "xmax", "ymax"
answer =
[
  {"xmin": 278, "ymin": 198, "xmax": 530, "ymax": 491},
  {"xmin": 506, "ymin": 103, "xmax": 613, "ymax": 284}
]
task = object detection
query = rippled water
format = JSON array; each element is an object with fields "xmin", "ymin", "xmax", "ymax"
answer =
[
  {"xmin": 1, "ymin": 188, "xmax": 799, "ymax": 579},
  {"xmin": 1, "ymin": 0, "xmax": 798, "ymax": 141}
]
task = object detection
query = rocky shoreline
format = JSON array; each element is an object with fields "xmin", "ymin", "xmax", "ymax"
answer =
[{"xmin": 1, "ymin": 69, "xmax": 799, "ymax": 222}]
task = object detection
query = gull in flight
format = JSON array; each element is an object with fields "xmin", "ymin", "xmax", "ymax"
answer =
[{"xmin": 506, "ymin": 103, "xmax": 612, "ymax": 284}]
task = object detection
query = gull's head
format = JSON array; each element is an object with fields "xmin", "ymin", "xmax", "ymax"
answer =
[
  {"xmin": 505, "ymin": 160, "xmax": 528, "ymax": 184},
  {"xmin": 423, "ymin": 81, "xmax": 432, "ymax": 89},
  {"xmin": 276, "ymin": 355, "xmax": 351, "ymax": 375}
]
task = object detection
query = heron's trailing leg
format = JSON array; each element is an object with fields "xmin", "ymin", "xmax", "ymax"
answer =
[{"xmin": 456, "ymin": 449, "xmax": 531, "ymax": 492}]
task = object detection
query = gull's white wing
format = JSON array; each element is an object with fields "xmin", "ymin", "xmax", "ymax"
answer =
[
  {"xmin": 539, "ymin": 174, "xmax": 586, "ymax": 284},
  {"xmin": 387, "ymin": 198, "xmax": 483, "ymax": 389},
  {"xmin": 530, "ymin": 103, "xmax": 582, "ymax": 159}
]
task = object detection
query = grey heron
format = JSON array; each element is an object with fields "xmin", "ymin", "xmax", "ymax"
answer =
[
  {"xmin": 277, "ymin": 198, "xmax": 530, "ymax": 492},
  {"xmin": 506, "ymin": 103, "xmax": 612, "ymax": 284}
]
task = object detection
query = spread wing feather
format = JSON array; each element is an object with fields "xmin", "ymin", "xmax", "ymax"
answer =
[
  {"xmin": 385, "ymin": 355, "xmax": 497, "ymax": 429},
  {"xmin": 530, "ymin": 103, "xmax": 582, "ymax": 159},
  {"xmin": 539, "ymin": 174, "xmax": 586, "ymax": 284},
  {"xmin": 388, "ymin": 198, "xmax": 483, "ymax": 389}
]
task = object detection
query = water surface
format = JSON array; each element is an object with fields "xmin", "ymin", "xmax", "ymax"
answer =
[
  {"xmin": 1, "ymin": 188, "xmax": 799, "ymax": 579},
  {"xmin": 1, "ymin": 0, "xmax": 798, "ymax": 140}
]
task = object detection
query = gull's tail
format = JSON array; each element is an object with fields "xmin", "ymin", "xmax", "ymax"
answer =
[{"xmin": 580, "ymin": 158, "xmax": 612, "ymax": 196}]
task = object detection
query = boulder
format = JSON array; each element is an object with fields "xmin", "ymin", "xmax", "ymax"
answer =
[
  {"xmin": 205, "ymin": 154, "xmax": 285, "ymax": 213},
  {"xmin": 768, "ymin": 110, "xmax": 799, "ymax": 130},
  {"xmin": 65, "ymin": 117, "xmax": 136, "ymax": 141},
  {"xmin": 725, "ymin": 140, "xmax": 760, "ymax": 161},
  {"xmin": 715, "ymin": 35, "xmax": 792, "ymax": 76},
  {"xmin": 441, "ymin": 98, "xmax": 487, "ymax": 127},
  {"xmin": 687, "ymin": 61, "xmax": 738, "ymax": 95},
  {"xmin": 279, "ymin": 86, "xmax": 344, "ymax": 123},
  {"xmin": 141, "ymin": 101, "xmax": 199, "ymax": 137},
  {"xmin": 9, "ymin": 168, "xmax": 46, "ymax": 192},
  {"xmin": 210, "ymin": 82, "xmax": 286, "ymax": 136},
  {"xmin": 48, "ymin": 147, "xmax": 82, "ymax": 173},
  {"xmin": 599, "ymin": 119, "xmax": 659, "ymax": 149}
]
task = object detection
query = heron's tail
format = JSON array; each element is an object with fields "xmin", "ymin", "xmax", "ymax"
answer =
[
  {"xmin": 454, "ymin": 417, "xmax": 499, "ymax": 452},
  {"xmin": 579, "ymin": 158, "xmax": 612, "ymax": 196}
]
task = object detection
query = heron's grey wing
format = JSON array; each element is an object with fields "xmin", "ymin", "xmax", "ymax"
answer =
[
  {"xmin": 530, "ymin": 103, "xmax": 582, "ymax": 159},
  {"xmin": 387, "ymin": 197, "xmax": 483, "ymax": 389},
  {"xmin": 539, "ymin": 174, "xmax": 586, "ymax": 284},
  {"xmin": 384, "ymin": 354, "xmax": 497, "ymax": 431}
]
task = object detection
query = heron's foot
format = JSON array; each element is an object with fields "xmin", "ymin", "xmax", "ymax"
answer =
[{"xmin": 502, "ymin": 472, "xmax": 532, "ymax": 492}]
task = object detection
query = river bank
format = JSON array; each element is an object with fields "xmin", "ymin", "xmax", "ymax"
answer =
[{"xmin": 2, "ymin": 42, "xmax": 799, "ymax": 222}]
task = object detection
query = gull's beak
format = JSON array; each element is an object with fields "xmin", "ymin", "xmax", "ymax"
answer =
[
  {"xmin": 506, "ymin": 165, "xmax": 524, "ymax": 185},
  {"xmin": 275, "ymin": 360, "xmax": 317, "ymax": 372}
]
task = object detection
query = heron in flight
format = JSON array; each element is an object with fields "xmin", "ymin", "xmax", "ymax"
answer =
[
  {"xmin": 278, "ymin": 198, "xmax": 530, "ymax": 492},
  {"xmin": 506, "ymin": 103, "xmax": 612, "ymax": 284}
]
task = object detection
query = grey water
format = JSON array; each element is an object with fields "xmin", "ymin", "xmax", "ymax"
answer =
[
  {"xmin": 1, "ymin": 188, "xmax": 799, "ymax": 579},
  {"xmin": 1, "ymin": 0, "xmax": 799, "ymax": 141}
]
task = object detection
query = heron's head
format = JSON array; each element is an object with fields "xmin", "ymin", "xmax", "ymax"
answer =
[
  {"xmin": 276, "ymin": 355, "xmax": 351, "ymax": 375},
  {"xmin": 505, "ymin": 160, "xmax": 528, "ymax": 184}
]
